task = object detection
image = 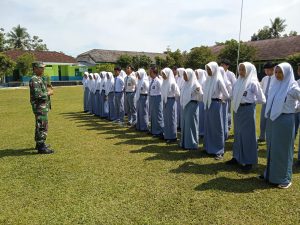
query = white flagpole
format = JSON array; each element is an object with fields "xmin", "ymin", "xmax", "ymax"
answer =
[{"xmin": 236, "ymin": 0, "xmax": 244, "ymax": 75}]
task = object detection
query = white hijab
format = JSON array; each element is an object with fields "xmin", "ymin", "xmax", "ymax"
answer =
[
  {"xmin": 93, "ymin": 73, "xmax": 100, "ymax": 91},
  {"xmin": 180, "ymin": 68, "xmax": 201, "ymax": 109},
  {"xmin": 161, "ymin": 68, "xmax": 180, "ymax": 104},
  {"xmin": 99, "ymin": 71, "xmax": 107, "ymax": 93},
  {"xmin": 82, "ymin": 72, "xmax": 89, "ymax": 88},
  {"xmin": 265, "ymin": 62, "xmax": 298, "ymax": 121},
  {"xmin": 88, "ymin": 73, "xmax": 94, "ymax": 91},
  {"xmin": 135, "ymin": 68, "xmax": 149, "ymax": 101},
  {"xmin": 232, "ymin": 62, "xmax": 259, "ymax": 112},
  {"xmin": 120, "ymin": 70, "xmax": 127, "ymax": 79},
  {"xmin": 195, "ymin": 69, "xmax": 207, "ymax": 86},
  {"xmin": 203, "ymin": 62, "xmax": 223, "ymax": 109},
  {"xmin": 176, "ymin": 68, "xmax": 185, "ymax": 90},
  {"xmin": 105, "ymin": 72, "xmax": 114, "ymax": 95}
]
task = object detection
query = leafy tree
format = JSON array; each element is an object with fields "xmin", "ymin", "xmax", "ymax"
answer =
[
  {"xmin": 286, "ymin": 53, "xmax": 300, "ymax": 69},
  {"xmin": 217, "ymin": 39, "xmax": 256, "ymax": 73},
  {"xmin": 0, "ymin": 28, "xmax": 6, "ymax": 52},
  {"xmin": 154, "ymin": 56, "xmax": 168, "ymax": 69},
  {"xmin": 15, "ymin": 53, "xmax": 36, "ymax": 76},
  {"xmin": 270, "ymin": 17, "xmax": 287, "ymax": 38},
  {"xmin": 185, "ymin": 46, "xmax": 216, "ymax": 69},
  {"xmin": 30, "ymin": 35, "xmax": 48, "ymax": 51},
  {"xmin": 251, "ymin": 26, "xmax": 272, "ymax": 41},
  {"xmin": 6, "ymin": 24, "xmax": 31, "ymax": 50},
  {"xmin": 0, "ymin": 53, "xmax": 15, "ymax": 83},
  {"xmin": 164, "ymin": 49, "xmax": 185, "ymax": 67},
  {"xmin": 132, "ymin": 55, "xmax": 153, "ymax": 70},
  {"xmin": 116, "ymin": 54, "xmax": 133, "ymax": 69},
  {"xmin": 96, "ymin": 63, "xmax": 115, "ymax": 73}
]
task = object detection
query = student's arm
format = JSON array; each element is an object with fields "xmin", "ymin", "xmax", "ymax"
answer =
[
  {"xmin": 219, "ymin": 80, "xmax": 230, "ymax": 100},
  {"xmin": 253, "ymin": 82, "xmax": 266, "ymax": 104}
]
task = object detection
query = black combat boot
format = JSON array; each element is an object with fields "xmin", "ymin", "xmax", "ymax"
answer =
[
  {"xmin": 35, "ymin": 143, "xmax": 51, "ymax": 150},
  {"xmin": 37, "ymin": 143, "xmax": 54, "ymax": 154}
]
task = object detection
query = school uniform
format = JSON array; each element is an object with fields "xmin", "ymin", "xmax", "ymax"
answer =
[
  {"xmin": 99, "ymin": 72, "xmax": 108, "ymax": 118},
  {"xmin": 161, "ymin": 68, "xmax": 180, "ymax": 141},
  {"xmin": 105, "ymin": 73, "xmax": 116, "ymax": 121},
  {"xmin": 225, "ymin": 70, "xmax": 236, "ymax": 130},
  {"xmin": 264, "ymin": 63, "xmax": 300, "ymax": 188},
  {"xmin": 149, "ymin": 76, "xmax": 164, "ymax": 136},
  {"xmin": 203, "ymin": 62, "xmax": 229, "ymax": 158},
  {"xmin": 125, "ymin": 73, "xmax": 137, "ymax": 125},
  {"xmin": 180, "ymin": 69, "xmax": 203, "ymax": 150},
  {"xmin": 175, "ymin": 68, "xmax": 185, "ymax": 130},
  {"xmin": 136, "ymin": 69, "xmax": 149, "ymax": 131},
  {"xmin": 231, "ymin": 63, "xmax": 266, "ymax": 169},
  {"xmin": 94, "ymin": 74, "xmax": 101, "ymax": 117},
  {"xmin": 195, "ymin": 69, "xmax": 207, "ymax": 137},
  {"xmin": 259, "ymin": 75, "xmax": 273, "ymax": 141},
  {"xmin": 114, "ymin": 74, "xmax": 125, "ymax": 122}
]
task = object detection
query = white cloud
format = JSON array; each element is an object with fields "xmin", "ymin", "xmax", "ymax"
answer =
[{"xmin": 1, "ymin": 0, "xmax": 299, "ymax": 57}]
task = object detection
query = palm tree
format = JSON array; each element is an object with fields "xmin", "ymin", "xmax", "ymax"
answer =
[
  {"xmin": 270, "ymin": 17, "xmax": 287, "ymax": 38},
  {"xmin": 6, "ymin": 24, "xmax": 31, "ymax": 50}
]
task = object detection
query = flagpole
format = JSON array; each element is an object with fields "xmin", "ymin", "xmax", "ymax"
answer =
[{"xmin": 236, "ymin": 0, "xmax": 244, "ymax": 75}]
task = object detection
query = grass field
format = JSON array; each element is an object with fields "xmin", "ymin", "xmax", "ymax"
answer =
[{"xmin": 0, "ymin": 86, "xmax": 300, "ymax": 225}]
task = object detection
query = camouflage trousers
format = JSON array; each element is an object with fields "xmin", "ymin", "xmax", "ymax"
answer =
[{"xmin": 34, "ymin": 112, "xmax": 48, "ymax": 144}]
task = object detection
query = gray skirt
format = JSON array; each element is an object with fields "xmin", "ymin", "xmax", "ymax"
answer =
[
  {"xmin": 233, "ymin": 104, "xmax": 257, "ymax": 164},
  {"xmin": 163, "ymin": 97, "xmax": 177, "ymax": 140},
  {"xmin": 149, "ymin": 95, "xmax": 164, "ymax": 135},
  {"xmin": 265, "ymin": 114, "xmax": 295, "ymax": 184},
  {"xmin": 204, "ymin": 100, "xmax": 224, "ymax": 155},
  {"xmin": 136, "ymin": 95, "xmax": 149, "ymax": 131},
  {"xmin": 180, "ymin": 101, "xmax": 199, "ymax": 149}
]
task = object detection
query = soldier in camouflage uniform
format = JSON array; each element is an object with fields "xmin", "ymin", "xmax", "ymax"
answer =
[{"xmin": 29, "ymin": 62, "xmax": 54, "ymax": 154}]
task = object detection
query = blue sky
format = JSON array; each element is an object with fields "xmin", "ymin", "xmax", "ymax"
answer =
[{"xmin": 1, "ymin": 0, "xmax": 299, "ymax": 57}]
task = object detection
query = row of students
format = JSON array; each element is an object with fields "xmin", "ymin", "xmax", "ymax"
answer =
[{"xmin": 82, "ymin": 61, "xmax": 300, "ymax": 189}]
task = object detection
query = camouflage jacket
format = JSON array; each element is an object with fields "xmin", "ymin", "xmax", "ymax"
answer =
[{"xmin": 29, "ymin": 75, "xmax": 50, "ymax": 113}]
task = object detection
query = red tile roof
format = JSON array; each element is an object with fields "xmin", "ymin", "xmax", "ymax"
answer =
[
  {"xmin": 3, "ymin": 50, "xmax": 77, "ymax": 64},
  {"xmin": 210, "ymin": 35, "xmax": 300, "ymax": 61}
]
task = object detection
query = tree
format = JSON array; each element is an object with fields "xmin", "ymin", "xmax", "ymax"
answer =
[
  {"xmin": 0, "ymin": 28, "xmax": 6, "ymax": 52},
  {"xmin": 270, "ymin": 17, "xmax": 287, "ymax": 38},
  {"xmin": 0, "ymin": 53, "xmax": 15, "ymax": 83},
  {"xmin": 251, "ymin": 26, "xmax": 272, "ymax": 41},
  {"xmin": 30, "ymin": 35, "xmax": 48, "ymax": 51},
  {"xmin": 6, "ymin": 24, "xmax": 31, "ymax": 50},
  {"xmin": 164, "ymin": 49, "xmax": 185, "ymax": 67},
  {"xmin": 286, "ymin": 53, "xmax": 300, "ymax": 69},
  {"xmin": 96, "ymin": 63, "xmax": 115, "ymax": 73},
  {"xmin": 15, "ymin": 53, "xmax": 36, "ymax": 76},
  {"xmin": 132, "ymin": 55, "xmax": 153, "ymax": 70},
  {"xmin": 155, "ymin": 56, "xmax": 168, "ymax": 69},
  {"xmin": 116, "ymin": 54, "xmax": 133, "ymax": 69},
  {"xmin": 185, "ymin": 46, "xmax": 216, "ymax": 69},
  {"xmin": 217, "ymin": 39, "xmax": 256, "ymax": 73}
]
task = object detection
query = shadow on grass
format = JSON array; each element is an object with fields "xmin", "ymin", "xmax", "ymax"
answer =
[
  {"xmin": 0, "ymin": 148, "xmax": 36, "ymax": 158},
  {"xmin": 170, "ymin": 161, "xmax": 265, "ymax": 175},
  {"xmin": 194, "ymin": 176, "xmax": 271, "ymax": 193}
]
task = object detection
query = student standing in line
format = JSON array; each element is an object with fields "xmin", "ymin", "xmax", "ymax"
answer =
[
  {"xmin": 195, "ymin": 69, "xmax": 207, "ymax": 138},
  {"xmin": 113, "ymin": 67, "xmax": 125, "ymax": 125},
  {"xmin": 161, "ymin": 68, "xmax": 180, "ymax": 143},
  {"xmin": 226, "ymin": 62, "xmax": 266, "ymax": 172},
  {"xmin": 220, "ymin": 59, "xmax": 237, "ymax": 131},
  {"xmin": 99, "ymin": 71, "xmax": 108, "ymax": 118},
  {"xmin": 295, "ymin": 63, "xmax": 300, "ymax": 166},
  {"xmin": 175, "ymin": 67, "xmax": 185, "ymax": 131},
  {"xmin": 258, "ymin": 62, "xmax": 275, "ymax": 142},
  {"xmin": 82, "ymin": 72, "xmax": 89, "ymax": 113},
  {"xmin": 180, "ymin": 69, "xmax": 203, "ymax": 150},
  {"xmin": 124, "ymin": 65, "xmax": 137, "ymax": 126},
  {"xmin": 260, "ymin": 62, "xmax": 300, "ymax": 189},
  {"xmin": 203, "ymin": 62, "xmax": 229, "ymax": 160},
  {"xmin": 94, "ymin": 73, "xmax": 101, "ymax": 117},
  {"xmin": 149, "ymin": 66, "xmax": 164, "ymax": 138},
  {"xmin": 135, "ymin": 69, "xmax": 150, "ymax": 131},
  {"xmin": 105, "ymin": 72, "xmax": 116, "ymax": 121},
  {"xmin": 87, "ymin": 73, "xmax": 95, "ymax": 114}
]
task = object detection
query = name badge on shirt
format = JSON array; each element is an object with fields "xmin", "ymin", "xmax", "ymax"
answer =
[
  {"xmin": 141, "ymin": 87, "xmax": 143, "ymax": 91},
  {"xmin": 243, "ymin": 91, "xmax": 247, "ymax": 97},
  {"xmin": 152, "ymin": 86, "xmax": 155, "ymax": 89},
  {"xmin": 128, "ymin": 83, "xmax": 132, "ymax": 86}
]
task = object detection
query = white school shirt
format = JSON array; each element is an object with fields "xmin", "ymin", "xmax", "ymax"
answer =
[
  {"xmin": 168, "ymin": 83, "xmax": 180, "ymax": 98},
  {"xmin": 297, "ymin": 79, "xmax": 300, "ymax": 87},
  {"xmin": 261, "ymin": 75, "xmax": 273, "ymax": 95},
  {"xmin": 125, "ymin": 73, "xmax": 137, "ymax": 92},
  {"xmin": 211, "ymin": 80, "xmax": 230, "ymax": 100},
  {"xmin": 149, "ymin": 76, "xmax": 163, "ymax": 96},
  {"xmin": 226, "ymin": 70, "xmax": 237, "ymax": 86},
  {"xmin": 233, "ymin": 81, "xmax": 266, "ymax": 104},
  {"xmin": 191, "ymin": 87, "xmax": 204, "ymax": 102},
  {"xmin": 114, "ymin": 76, "xmax": 124, "ymax": 92},
  {"xmin": 138, "ymin": 80, "xmax": 149, "ymax": 95},
  {"xmin": 280, "ymin": 87, "xmax": 300, "ymax": 113}
]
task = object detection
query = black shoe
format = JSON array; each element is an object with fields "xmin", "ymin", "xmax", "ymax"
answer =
[
  {"xmin": 257, "ymin": 174, "xmax": 265, "ymax": 180},
  {"xmin": 166, "ymin": 139, "xmax": 177, "ymax": 143},
  {"xmin": 241, "ymin": 164, "xmax": 252, "ymax": 172},
  {"xmin": 35, "ymin": 143, "xmax": 51, "ymax": 150},
  {"xmin": 225, "ymin": 158, "xmax": 238, "ymax": 165},
  {"xmin": 294, "ymin": 160, "xmax": 300, "ymax": 167},
  {"xmin": 257, "ymin": 138, "xmax": 265, "ymax": 143},
  {"xmin": 37, "ymin": 143, "xmax": 54, "ymax": 154}
]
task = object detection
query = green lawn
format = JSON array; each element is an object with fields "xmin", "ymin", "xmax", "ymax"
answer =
[{"xmin": 0, "ymin": 86, "xmax": 299, "ymax": 225}]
